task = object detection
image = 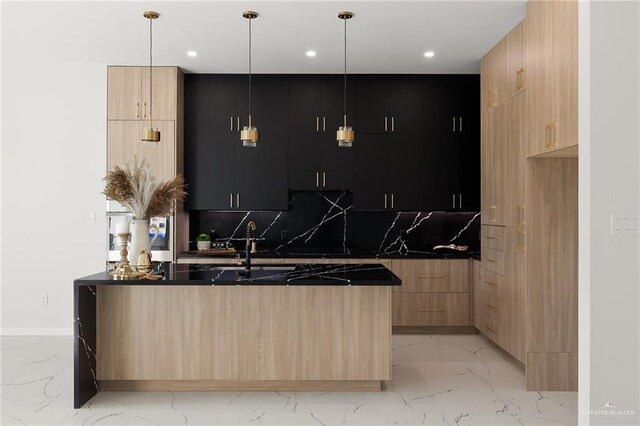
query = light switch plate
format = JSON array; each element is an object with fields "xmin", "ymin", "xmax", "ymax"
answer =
[{"xmin": 611, "ymin": 213, "xmax": 640, "ymax": 235}]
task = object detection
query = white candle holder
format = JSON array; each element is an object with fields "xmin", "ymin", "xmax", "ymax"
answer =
[{"xmin": 111, "ymin": 232, "xmax": 140, "ymax": 280}]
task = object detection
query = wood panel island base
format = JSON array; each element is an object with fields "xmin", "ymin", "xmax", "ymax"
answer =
[{"xmin": 73, "ymin": 263, "xmax": 399, "ymax": 408}]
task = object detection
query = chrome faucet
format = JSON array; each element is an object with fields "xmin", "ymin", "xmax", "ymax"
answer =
[{"xmin": 239, "ymin": 221, "xmax": 256, "ymax": 275}]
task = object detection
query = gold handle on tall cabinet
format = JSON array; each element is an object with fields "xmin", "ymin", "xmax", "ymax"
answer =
[
  {"xmin": 136, "ymin": 102, "xmax": 140, "ymax": 118},
  {"xmin": 459, "ymin": 116, "xmax": 463, "ymax": 132},
  {"xmin": 231, "ymin": 116, "xmax": 234, "ymax": 132},
  {"xmin": 237, "ymin": 117, "xmax": 241, "ymax": 132},
  {"xmin": 516, "ymin": 68, "xmax": 526, "ymax": 90},
  {"xmin": 384, "ymin": 117, "xmax": 388, "ymax": 132},
  {"xmin": 384, "ymin": 194, "xmax": 388, "ymax": 209},
  {"xmin": 452, "ymin": 194, "xmax": 456, "ymax": 209},
  {"xmin": 316, "ymin": 117, "xmax": 319, "ymax": 132},
  {"xmin": 545, "ymin": 123, "xmax": 557, "ymax": 148},
  {"xmin": 322, "ymin": 172, "xmax": 326, "ymax": 187},
  {"xmin": 517, "ymin": 229, "xmax": 526, "ymax": 251},
  {"xmin": 323, "ymin": 117, "xmax": 326, "ymax": 132},
  {"xmin": 391, "ymin": 117, "xmax": 395, "ymax": 132},
  {"xmin": 230, "ymin": 193, "xmax": 233, "ymax": 208},
  {"xmin": 236, "ymin": 193, "xmax": 240, "ymax": 208},
  {"xmin": 517, "ymin": 205, "xmax": 526, "ymax": 226},
  {"xmin": 391, "ymin": 193, "xmax": 394, "ymax": 208},
  {"xmin": 316, "ymin": 172, "xmax": 320, "ymax": 187},
  {"xmin": 490, "ymin": 205, "xmax": 497, "ymax": 223},
  {"xmin": 459, "ymin": 194, "xmax": 462, "ymax": 209}
]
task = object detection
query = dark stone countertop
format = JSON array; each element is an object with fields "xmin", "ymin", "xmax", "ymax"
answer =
[{"xmin": 75, "ymin": 263, "xmax": 401, "ymax": 286}]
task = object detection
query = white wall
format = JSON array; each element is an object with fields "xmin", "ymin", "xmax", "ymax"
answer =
[
  {"xmin": 1, "ymin": 3, "xmax": 108, "ymax": 334},
  {"xmin": 583, "ymin": 1, "xmax": 640, "ymax": 424}
]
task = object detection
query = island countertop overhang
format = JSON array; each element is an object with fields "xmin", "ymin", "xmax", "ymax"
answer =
[{"xmin": 74, "ymin": 263, "xmax": 401, "ymax": 286}]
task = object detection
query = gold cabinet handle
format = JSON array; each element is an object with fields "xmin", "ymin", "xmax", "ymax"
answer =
[
  {"xmin": 316, "ymin": 117, "xmax": 319, "ymax": 132},
  {"xmin": 485, "ymin": 236, "xmax": 500, "ymax": 241},
  {"xmin": 230, "ymin": 193, "xmax": 233, "ymax": 208},
  {"xmin": 545, "ymin": 122, "xmax": 557, "ymax": 148},
  {"xmin": 485, "ymin": 259, "xmax": 496, "ymax": 263},
  {"xmin": 418, "ymin": 275, "xmax": 445, "ymax": 279},
  {"xmin": 384, "ymin": 116, "xmax": 388, "ymax": 132},
  {"xmin": 143, "ymin": 102, "xmax": 147, "ymax": 118},
  {"xmin": 516, "ymin": 68, "xmax": 526, "ymax": 90},
  {"xmin": 417, "ymin": 308, "xmax": 446, "ymax": 312},
  {"xmin": 231, "ymin": 116, "xmax": 234, "ymax": 132},
  {"xmin": 384, "ymin": 193, "xmax": 388, "ymax": 209},
  {"xmin": 489, "ymin": 205, "xmax": 497, "ymax": 223},
  {"xmin": 316, "ymin": 172, "xmax": 320, "ymax": 187},
  {"xmin": 323, "ymin": 116, "xmax": 326, "ymax": 132},
  {"xmin": 136, "ymin": 102, "xmax": 140, "ymax": 118},
  {"xmin": 391, "ymin": 116, "xmax": 395, "ymax": 132},
  {"xmin": 237, "ymin": 117, "xmax": 241, "ymax": 132},
  {"xmin": 322, "ymin": 172, "xmax": 326, "ymax": 187},
  {"xmin": 517, "ymin": 205, "xmax": 526, "ymax": 226},
  {"xmin": 485, "ymin": 281, "xmax": 496, "ymax": 287},
  {"xmin": 236, "ymin": 193, "xmax": 240, "ymax": 208},
  {"xmin": 517, "ymin": 229, "xmax": 526, "ymax": 250}
]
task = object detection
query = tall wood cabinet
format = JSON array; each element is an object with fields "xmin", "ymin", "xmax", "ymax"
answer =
[
  {"xmin": 479, "ymin": 0, "xmax": 578, "ymax": 390},
  {"xmin": 106, "ymin": 65, "xmax": 185, "ymax": 257}
]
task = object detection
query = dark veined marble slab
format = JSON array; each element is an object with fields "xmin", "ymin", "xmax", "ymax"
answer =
[{"xmin": 74, "ymin": 263, "xmax": 401, "ymax": 287}]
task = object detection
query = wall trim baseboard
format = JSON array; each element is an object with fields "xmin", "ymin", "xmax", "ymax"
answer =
[{"xmin": 1, "ymin": 328, "xmax": 73, "ymax": 336}]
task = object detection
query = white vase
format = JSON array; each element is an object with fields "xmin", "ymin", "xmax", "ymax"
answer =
[
  {"xmin": 128, "ymin": 219, "xmax": 159, "ymax": 267},
  {"xmin": 197, "ymin": 241, "xmax": 211, "ymax": 251}
]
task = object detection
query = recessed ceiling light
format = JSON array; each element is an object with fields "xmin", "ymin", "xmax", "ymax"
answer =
[
  {"xmin": 424, "ymin": 51, "xmax": 435, "ymax": 58},
  {"xmin": 306, "ymin": 50, "xmax": 317, "ymax": 57},
  {"xmin": 187, "ymin": 50, "xmax": 198, "ymax": 57}
]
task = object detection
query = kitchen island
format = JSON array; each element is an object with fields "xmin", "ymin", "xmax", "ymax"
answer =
[{"xmin": 73, "ymin": 263, "xmax": 400, "ymax": 408}]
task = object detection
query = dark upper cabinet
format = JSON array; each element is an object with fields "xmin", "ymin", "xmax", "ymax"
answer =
[
  {"xmin": 185, "ymin": 75, "xmax": 239, "ymax": 134},
  {"xmin": 353, "ymin": 134, "xmax": 389, "ymax": 210},
  {"xmin": 423, "ymin": 133, "xmax": 459, "ymax": 211},
  {"xmin": 355, "ymin": 75, "xmax": 423, "ymax": 134},
  {"xmin": 423, "ymin": 75, "xmax": 480, "ymax": 136},
  {"xmin": 236, "ymin": 133, "xmax": 288, "ymax": 210},
  {"xmin": 185, "ymin": 132, "xmax": 237, "ymax": 210},
  {"xmin": 289, "ymin": 134, "xmax": 352, "ymax": 190},
  {"xmin": 242, "ymin": 75, "xmax": 288, "ymax": 134},
  {"xmin": 288, "ymin": 75, "xmax": 354, "ymax": 134},
  {"xmin": 388, "ymin": 134, "xmax": 426, "ymax": 211}
]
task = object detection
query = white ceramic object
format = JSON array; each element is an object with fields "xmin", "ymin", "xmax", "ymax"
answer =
[
  {"xmin": 128, "ymin": 219, "xmax": 159, "ymax": 266},
  {"xmin": 197, "ymin": 241, "xmax": 211, "ymax": 251}
]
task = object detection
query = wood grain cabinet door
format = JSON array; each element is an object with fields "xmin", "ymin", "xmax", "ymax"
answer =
[
  {"xmin": 140, "ymin": 67, "xmax": 177, "ymax": 121},
  {"xmin": 391, "ymin": 259, "xmax": 469, "ymax": 293},
  {"xmin": 107, "ymin": 67, "xmax": 142, "ymax": 120}
]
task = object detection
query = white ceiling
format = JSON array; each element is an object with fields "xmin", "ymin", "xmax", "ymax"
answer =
[{"xmin": 2, "ymin": 1, "xmax": 526, "ymax": 74}]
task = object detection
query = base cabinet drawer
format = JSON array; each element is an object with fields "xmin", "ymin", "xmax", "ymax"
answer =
[
  {"xmin": 482, "ymin": 291, "xmax": 507, "ymax": 323},
  {"xmin": 481, "ymin": 225, "xmax": 508, "ymax": 251},
  {"xmin": 482, "ymin": 248, "xmax": 508, "ymax": 276},
  {"xmin": 391, "ymin": 259, "xmax": 469, "ymax": 293},
  {"xmin": 481, "ymin": 269, "xmax": 508, "ymax": 300},
  {"xmin": 393, "ymin": 293, "xmax": 469, "ymax": 326}
]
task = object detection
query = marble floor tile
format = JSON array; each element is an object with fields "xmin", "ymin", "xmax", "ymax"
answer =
[{"xmin": 1, "ymin": 335, "xmax": 577, "ymax": 425}]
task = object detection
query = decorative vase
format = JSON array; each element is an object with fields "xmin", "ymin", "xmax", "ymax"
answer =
[
  {"xmin": 197, "ymin": 241, "xmax": 211, "ymax": 251},
  {"xmin": 128, "ymin": 219, "xmax": 159, "ymax": 267}
]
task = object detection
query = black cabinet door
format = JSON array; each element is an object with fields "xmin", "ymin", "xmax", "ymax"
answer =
[
  {"xmin": 354, "ymin": 75, "xmax": 390, "ymax": 133},
  {"xmin": 323, "ymin": 75, "xmax": 356, "ymax": 133},
  {"xmin": 289, "ymin": 134, "xmax": 322, "ymax": 190},
  {"xmin": 248, "ymin": 75, "xmax": 288, "ymax": 134},
  {"xmin": 321, "ymin": 134, "xmax": 353, "ymax": 190},
  {"xmin": 235, "ymin": 133, "xmax": 289, "ymax": 210},
  {"xmin": 388, "ymin": 134, "xmax": 426, "ymax": 210},
  {"xmin": 353, "ymin": 134, "xmax": 389, "ymax": 210},
  {"xmin": 422, "ymin": 133, "xmax": 458, "ymax": 211},
  {"xmin": 185, "ymin": 132, "xmax": 237, "ymax": 209},
  {"xmin": 288, "ymin": 75, "xmax": 325, "ymax": 133},
  {"xmin": 423, "ymin": 76, "xmax": 458, "ymax": 134},
  {"xmin": 455, "ymin": 75, "xmax": 480, "ymax": 211},
  {"xmin": 388, "ymin": 76, "xmax": 423, "ymax": 134},
  {"xmin": 185, "ymin": 75, "xmax": 238, "ymax": 134}
]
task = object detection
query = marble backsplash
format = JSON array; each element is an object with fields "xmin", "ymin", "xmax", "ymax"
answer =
[{"xmin": 189, "ymin": 191, "xmax": 480, "ymax": 255}]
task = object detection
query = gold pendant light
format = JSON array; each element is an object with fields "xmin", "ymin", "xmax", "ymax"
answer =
[
  {"xmin": 337, "ymin": 11, "xmax": 354, "ymax": 147},
  {"xmin": 142, "ymin": 11, "xmax": 160, "ymax": 143},
  {"xmin": 241, "ymin": 11, "xmax": 259, "ymax": 147}
]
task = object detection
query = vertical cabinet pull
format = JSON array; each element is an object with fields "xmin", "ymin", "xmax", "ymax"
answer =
[
  {"xmin": 230, "ymin": 116, "xmax": 234, "ymax": 132},
  {"xmin": 459, "ymin": 117, "xmax": 462, "ymax": 132},
  {"xmin": 322, "ymin": 172, "xmax": 326, "ymax": 187},
  {"xmin": 143, "ymin": 102, "xmax": 147, "ymax": 118},
  {"xmin": 459, "ymin": 194, "xmax": 462, "ymax": 209},
  {"xmin": 136, "ymin": 102, "xmax": 140, "ymax": 118},
  {"xmin": 452, "ymin": 194, "xmax": 456, "ymax": 209},
  {"xmin": 316, "ymin": 117, "xmax": 320, "ymax": 132},
  {"xmin": 516, "ymin": 68, "xmax": 526, "ymax": 90},
  {"xmin": 237, "ymin": 117, "xmax": 241, "ymax": 132},
  {"xmin": 230, "ymin": 193, "xmax": 233, "ymax": 208},
  {"xmin": 322, "ymin": 117, "xmax": 326, "ymax": 132},
  {"xmin": 391, "ymin": 117, "xmax": 395, "ymax": 132},
  {"xmin": 384, "ymin": 193, "xmax": 388, "ymax": 209},
  {"xmin": 490, "ymin": 205, "xmax": 497, "ymax": 223},
  {"xmin": 452, "ymin": 117, "xmax": 456, "ymax": 132},
  {"xmin": 545, "ymin": 123, "xmax": 556, "ymax": 148},
  {"xmin": 236, "ymin": 193, "xmax": 240, "ymax": 208},
  {"xmin": 517, "ymin": 205, "xmax": 526, "ymax": 226},
  {"xmin": 384, "ymin": 117, "xmax": 388, "ymax": 132},
  {"xmin": 391, "ymin": 193, "xmax": 394, "ymax": 208},
  {"xmin": 316, "ymin": 172, "xmax": 319, "ymax": 187}
]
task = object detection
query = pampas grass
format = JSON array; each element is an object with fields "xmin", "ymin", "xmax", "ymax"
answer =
[{"xmin": 103, "ymin": 157, "xmax": 187, "ymax": 219}]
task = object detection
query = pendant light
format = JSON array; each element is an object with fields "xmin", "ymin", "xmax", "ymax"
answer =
[
  {"xmin": 337, "ymin": 11, "xmax": 355, "ymax": 148},
  {"xmin": 142, "ymin": 11, "xmax": 160, "ymax": 143},
  {"xmin": 241, "ymin": 11, "xmax": 259, "ymax": 147}
]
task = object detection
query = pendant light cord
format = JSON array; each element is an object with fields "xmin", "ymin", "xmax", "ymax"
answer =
[
  {"xmin": 149, "ymin": 17, "xmax": 153, "ymax": 129},
  {"xmin": 343, "ymin": 16, "xmax": 347, "ymax": 127},
  {"xmin": 248, "ymin": 16, "xmax": 252, "ymax": 126}
]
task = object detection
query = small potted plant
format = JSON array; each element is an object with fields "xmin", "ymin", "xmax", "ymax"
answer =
[{"xmin": 196, "ymin": 233, "xmax": 211, "ymax": 251}]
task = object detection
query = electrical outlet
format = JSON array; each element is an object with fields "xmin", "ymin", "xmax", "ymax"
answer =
[
  {"xmin": 81, "ymin": 211, "xmax": 96, "ymax": 223},
  {"xmin": 40, "ymin": 294, "xmax": 49, "ymax": 307},
  {"xmin": 281, "ymin": 229, "xmax": 288, "ymax": 241}
]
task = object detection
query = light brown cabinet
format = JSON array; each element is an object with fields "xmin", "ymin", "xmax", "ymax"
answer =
[
  {"xmin": 108, "ymin": 66, "xmax": 178, "ymax": 121},
  {"xmin": 391, "ymin": 259, "xmax": 470, "ymax": 326},
  {"xmin": 107, "ymin": 120, "xmax": 176, "ymax": 182},
  {"xmin": 525, "ymin": 0, "xmax": 578, "ymax": 156}
]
